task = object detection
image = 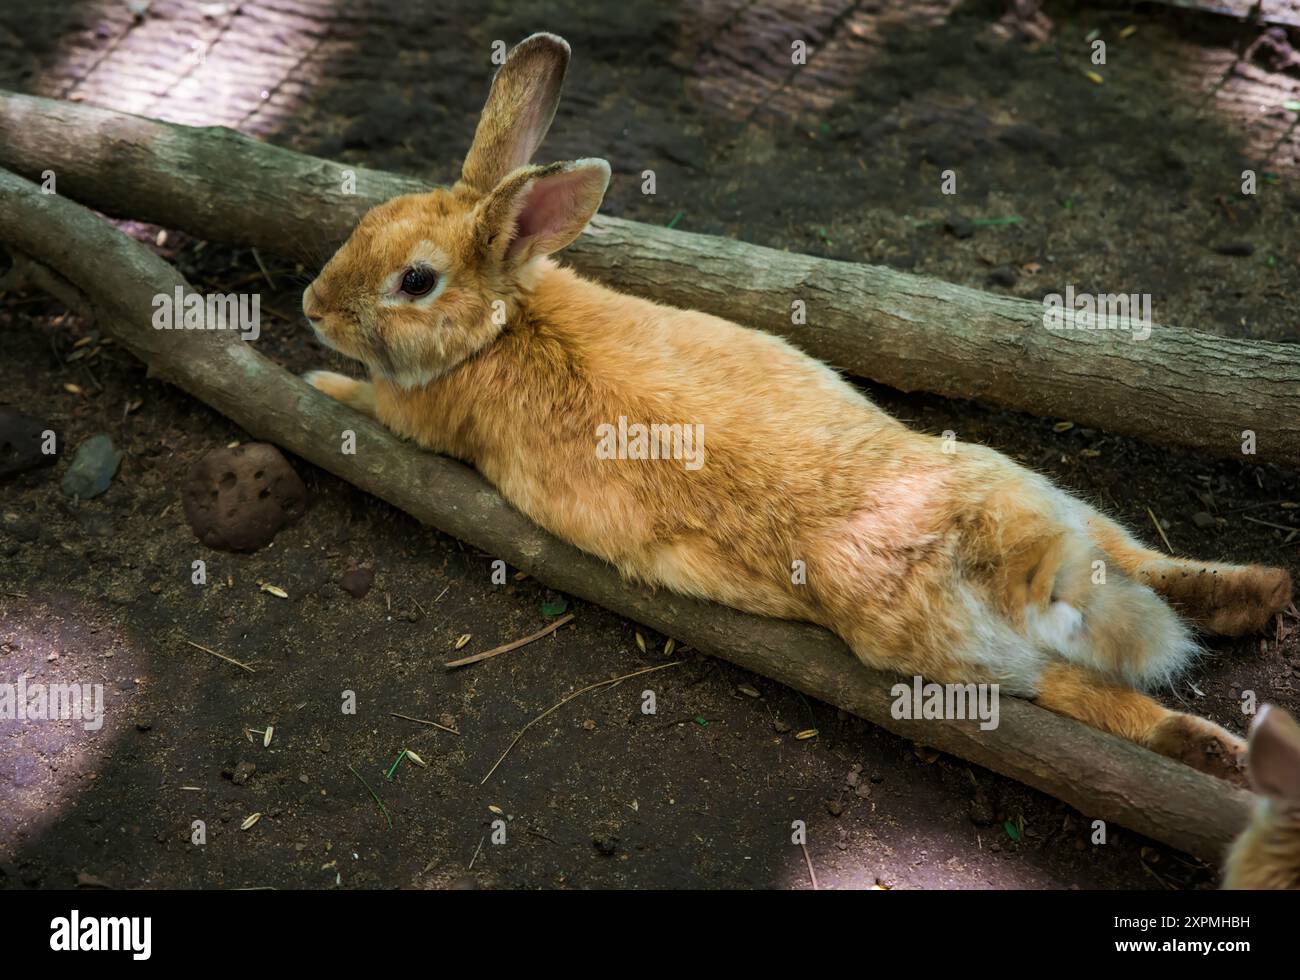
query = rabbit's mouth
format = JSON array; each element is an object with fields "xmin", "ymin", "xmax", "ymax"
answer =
[{"xmin": 307, "ymin": 318, "xmax": 341, "ymax": 355}]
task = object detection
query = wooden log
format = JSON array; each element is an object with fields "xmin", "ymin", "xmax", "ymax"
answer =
[
  {"xmin": 0, "ymin": 91, "xmax": 1297, "ymax": 470},
  {"xmin": 0, "ymin": 165, "xmax": 1254, "ymax": 864}
]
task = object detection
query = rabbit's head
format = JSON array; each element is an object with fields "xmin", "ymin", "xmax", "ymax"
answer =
[
  {"xmin": 303, "ymin": 33, "xmax": 609, "ymax": 388},
  {"xmin": 1223, "ymin": 704, "xmax": 1300, "ymax": 889}
]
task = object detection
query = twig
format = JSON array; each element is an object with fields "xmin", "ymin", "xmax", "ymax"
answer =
[
  {"xmin": 348, "ymin": 763, "xmax": 392, "ymax": 830},
  {"xmin": 250, "ymin": 247, "xmax": 276, "ymax": 289},
  {"xmin": 1242, "ymin": 515, "xmax": 1299, "ymax": 534},
  {"xmin": 1146, "ymin": 506, "xmax": 1175, "ymax": 554},
  {"xmin": 445, "ymin": 612, "xmax": 575, "ymax": 668},
  {"xmin": 481, "ymin": 661, "xmax": 683, "ymax": 785},
  {"xmin": 389, "ymin": 711, "xmax": 460, "ymax": 736},
  {"xmin": 184, "ymin": 638, "xmax": 256, "ymax": 673},
  {"xmin": 467, "ymin": 834, "xmax": 486, "ymax": 870},
  {"xmin": 801, "ymin": 840, "xmax": 820, "ymax": 890}
]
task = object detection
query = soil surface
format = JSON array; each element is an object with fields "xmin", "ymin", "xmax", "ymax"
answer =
[{"xmin": 1, "ymin": 0, "xmax": 1298, "ymax": 890}]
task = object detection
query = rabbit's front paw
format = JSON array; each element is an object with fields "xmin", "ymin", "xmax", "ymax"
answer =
[{"xmin": 303, "ymin": 370, "xmax": 376, "ymax": 417}]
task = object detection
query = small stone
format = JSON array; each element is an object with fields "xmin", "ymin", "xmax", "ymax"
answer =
[
  {"xmin": 826, "ymin": 799, "xmax": 843, "ymax": 817},
  {"xmin": 224, "ymin": 761, "xmax": 256, "ymax": 786},
  {"xmin": 340, "ymin": 568, "xmax": 374, "ymax": 598},
  {"xmin": 944, "ymin": 215, "xmax": 974, "ymax": 239},
  {"xmin": 1213, "ymin": 242, "xmax": 1255, "ymax": 257},
  {"xmin": 0, "ymin": 409, "xmax": 59, "ymax": 478},
  {"xmin": 988, "ymin": 266, "xmax": 1018, "ymax": 288},
  {"xmin": 1, "ymin": 512, "xmax": 39, "ymax": 542},
  {"xmin": 773, "ymin": 719, "xmax": 791, "ymax": 734},
  {"xmin": 1191, "ymin": 511, "xmax": 1215, "ymax": 530},
  {"xmin": 968, "ymin": 793, "xmax": 996, "ymax": 826},
  {"xmin": 855, "ymin": 781, "xmax": 872, "ymax": 799},
  {"xmin": 845, "ymin": 769, "xmax": 860, "ymax": 787},
  {"xmin": 61, "ymin": 434, "xmax": 122, "ymax": 499},
  {"xmin": 582, "ymin": 719, "xmax": 596, "ymax": 731},
  {"xmin": 183, "ymin": 443, "xmax": 306, "ymax": 552}
]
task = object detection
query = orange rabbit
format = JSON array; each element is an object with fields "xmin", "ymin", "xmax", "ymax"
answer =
[
  {"xmin": 1223, "ymin": 705, "xmax": 1300, "ymax": 888},
  {"xmin": 303, "ymin": 33, "xmax": 1292, "ymax": 785}
]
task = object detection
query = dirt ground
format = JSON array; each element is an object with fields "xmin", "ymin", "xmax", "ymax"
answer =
[{"xmin": 1, "ymin": 0, "xmax": 1298, "ymax": 890}]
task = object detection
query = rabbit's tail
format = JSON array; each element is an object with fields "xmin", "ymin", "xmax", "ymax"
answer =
[{"xmin": 1012, "ymin": 526, "xmax": 1199, "ymax": 691}]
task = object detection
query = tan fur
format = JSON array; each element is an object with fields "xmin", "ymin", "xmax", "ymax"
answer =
[
  {"xmin": 302, "ymin": 34, "xmax": 1293, "ymax": 784},
  {"xmin": 1224, "ymin": 706, "xmax": 1300, "ymax": 889}
]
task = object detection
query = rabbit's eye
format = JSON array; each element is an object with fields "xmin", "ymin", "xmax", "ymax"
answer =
[{"xmin": 399, "ymin": 267, "xmax": 438, "ymax": 297}]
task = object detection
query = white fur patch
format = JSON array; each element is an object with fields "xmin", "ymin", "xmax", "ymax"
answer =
[{"xmin": 1026, "ymin": 601, "xmax": 1085, "ymax": 654}]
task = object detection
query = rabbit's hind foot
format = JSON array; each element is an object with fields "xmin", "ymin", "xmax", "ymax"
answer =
[{"xmin": 1034, "ymin": 662, "xmax": 1247, "ymax": 787}]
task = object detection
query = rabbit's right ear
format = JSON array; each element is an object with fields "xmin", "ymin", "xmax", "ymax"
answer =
[
  {"xmin": 1247, "ymin": 705, "xmax": 1300, "ymax": 803},
  {"xmin": 460, "ymin": 33, "xmax": 570, "ymax": 194}
]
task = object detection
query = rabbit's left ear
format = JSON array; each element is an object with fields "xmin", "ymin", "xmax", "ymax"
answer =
[
  {"xmin": 476, "ymin": 159, "xmax": 610, "ymax": 268},
  {"xmin": 461, "ymin": 33, "xmax": 570, "ymax": 194},
  {"xmin": 1248, "ymin": 705, "xmax": 1300, "ymax": 803}
]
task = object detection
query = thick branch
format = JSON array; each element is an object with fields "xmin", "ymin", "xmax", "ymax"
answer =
[
  {"xmin": 0, "ymin": 92, "xmax": 1296, "ymax": 469},
  {"xmin": 0, "ymin": 165, "xmax": 1253, "ymax": 864}
]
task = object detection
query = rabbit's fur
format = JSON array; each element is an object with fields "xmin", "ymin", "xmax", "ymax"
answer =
[
  {"xmin": 304, "ymin": 33, "xmax": 1292, "ymax": 787},
  {"xmin": 1224, "ymin": 705, "xmax": 1300, "ymax": 889}
]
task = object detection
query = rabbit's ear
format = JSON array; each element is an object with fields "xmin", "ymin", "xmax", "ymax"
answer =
[
  {"xmin": 1248, "ymin": 705, "xmax": 1300, "ymax": 803},
  {"xmin": 461, "ymin": 33, "xmax": 570, "ymax": 194},
  {"xmin": 477, "ymin": 159, "xmax": 610, "ymax": 267}
]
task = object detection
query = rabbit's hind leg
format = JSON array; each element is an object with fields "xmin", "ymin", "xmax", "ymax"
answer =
[
  {"xmin": 1084, "ymin": 510, "xmax": 1291, "ymax": 636},
  {"xmin": 1034, "ymin": 661, "xmax": 1247, "ymax": 786}
]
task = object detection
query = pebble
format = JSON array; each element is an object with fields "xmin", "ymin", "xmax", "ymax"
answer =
[
  {"xmin": 1, "ymin": 512, "xmax": 39, "ymax": 542},
  {"xmin": 227, "ymin": 761, "xmax": 257, "ymax": 786},
  {"xmin": 0, "ymin": 409, "xmax": 59, "ymax": 478},
  {"xmin": 340, "ymin": 568, "xmax": 374, "ymax": 598},
  {"xmin": 988, "ymin": 265, "xmax": 1019, "ymax": 288},
  {"xmin": 1191, "ymin": 511, "xmax": 1216, "ymax": 530},
  {"xmin": 61, "ymin": 434, "xmax": 122, "ymax": 499},
  {"xmin": 944, "ymin": 215, "xmax": 974, "ymax": 239},
  {"xmin": 968, "ymin": 792, "xmax": 996, "ymax": 826},
  {"xmin": 1213, "ymin": 241, "xmax": 1255, "ymax": 257},
  {"xmin": 182, "ymin": 443, "xmax": 306, "ymax": 551}
]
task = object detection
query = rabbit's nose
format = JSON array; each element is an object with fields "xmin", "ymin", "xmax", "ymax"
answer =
[{"xmin": 302, "ymin": 284, "xmax": 325, "ymax": 322}]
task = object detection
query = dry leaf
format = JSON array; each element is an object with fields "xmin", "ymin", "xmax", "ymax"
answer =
[
  {"xmin": 263, "ymin": 725, "xmax": 273, "ymax": 748},
  {"xmin": 241, "ymin": 812, "xmax": 262, "ymax": 831},
  {"xmin": 454, "ymin": 633, "xmax": 471, "ymax": 650}
]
